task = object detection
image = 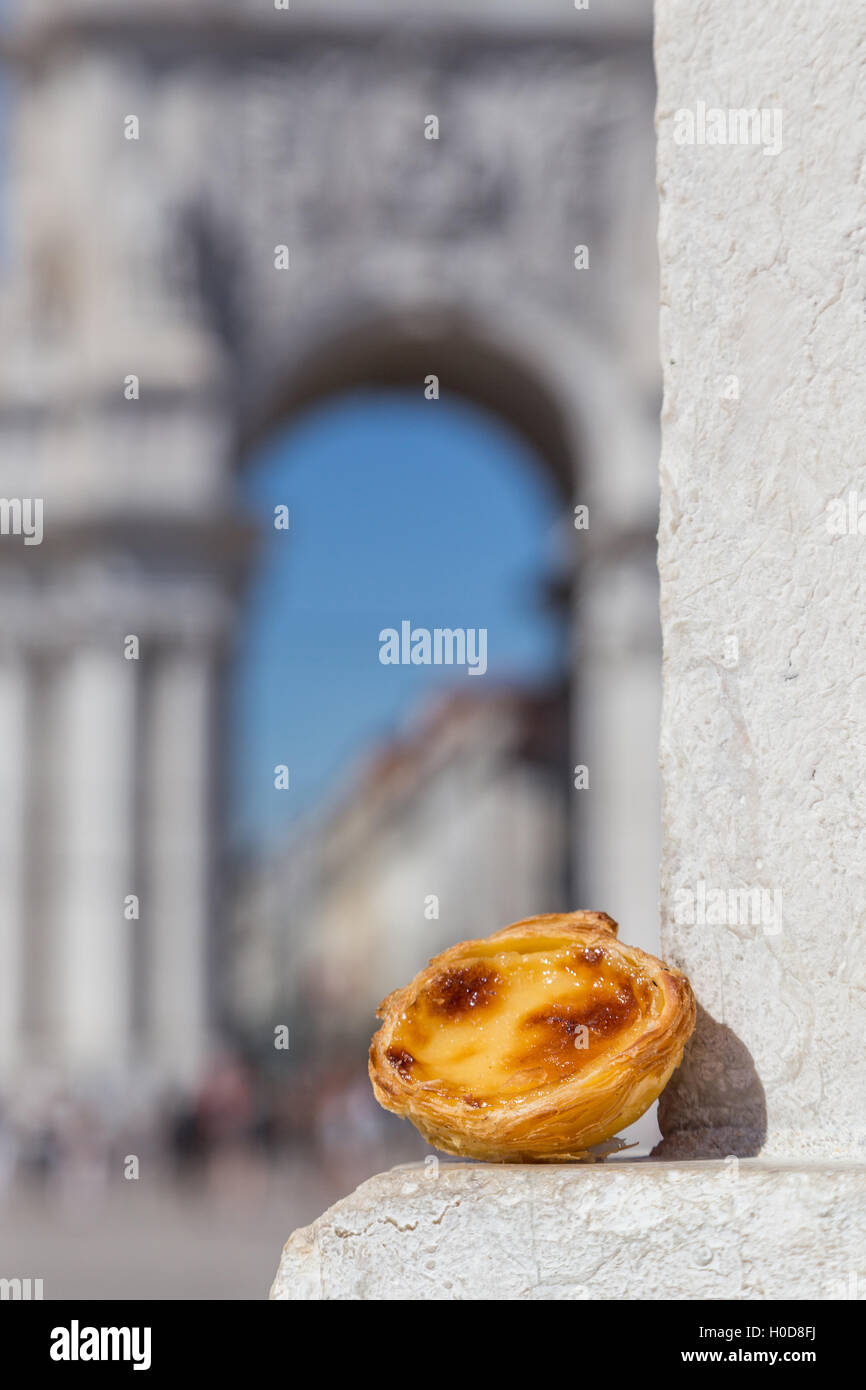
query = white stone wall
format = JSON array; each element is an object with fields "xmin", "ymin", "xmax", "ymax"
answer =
[{"xmin": 656, "ymin": 0, "xmax": 866, "ymax": 1160}]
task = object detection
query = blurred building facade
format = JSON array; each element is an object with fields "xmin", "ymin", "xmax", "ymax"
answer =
[
  {"xmin": 0, "ymin": 0, "xmax": 660, "ymax": 1095},
  {"xmin": 232, "ymin": 687, "xmax": 569, "ymax": 1054}
]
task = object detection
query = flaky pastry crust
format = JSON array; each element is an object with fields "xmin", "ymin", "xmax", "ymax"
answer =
[{"xmin": 369, "ymin": 911, "xmax": 696, "ymax": 1161}]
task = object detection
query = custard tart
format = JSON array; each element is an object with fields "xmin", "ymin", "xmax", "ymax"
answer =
[{"xmin": 369, "ymin": 911, "xmax": 695, "ymax": 1161}]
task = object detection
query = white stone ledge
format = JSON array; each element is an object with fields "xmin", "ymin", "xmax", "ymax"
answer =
[{"xmin": 270, "ymin": 1159, "xmax": 866, "ymax": 1300}]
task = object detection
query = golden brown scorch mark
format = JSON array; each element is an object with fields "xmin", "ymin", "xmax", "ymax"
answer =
[
  {"xmin": 385, "ymin": 1047, "xmax": 416, "ymax": 1078},
  {"xmin": 516, "ymin": 987, "xmax": 639, "ymax": 1073},
  {"xmin": 426, "ymin": 964, "xmax": 501, "ymax": 1017}
]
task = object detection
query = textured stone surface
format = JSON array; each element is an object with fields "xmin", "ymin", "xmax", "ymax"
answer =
[
  {"xmin": 271, "ymin": 1159, "xmax": 866, "ymax": 1300},
  {"xmin": 655, "ymin": 1, "xmax": 866, "ymax": 1159}
]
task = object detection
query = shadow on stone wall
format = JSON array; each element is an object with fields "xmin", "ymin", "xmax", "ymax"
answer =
[{"xmin": 652, "ymin": 1004, "xmax": 767, "ymax": 1159}]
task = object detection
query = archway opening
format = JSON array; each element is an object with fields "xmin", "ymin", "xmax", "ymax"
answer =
[
  {"xmin": 232, "ymin": 389, "xmax": 570, "ymax": 849},
  {"xmin": 227, "ymin": 378, "xmax": 575, "ymax": 1177}
]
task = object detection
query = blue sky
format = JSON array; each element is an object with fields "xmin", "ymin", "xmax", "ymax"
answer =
[{"xmin": 230, "ymin": 390, "xmax": 566, "ymax": 852}]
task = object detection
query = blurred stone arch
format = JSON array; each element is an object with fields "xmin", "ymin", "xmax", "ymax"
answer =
[
  {"xmin": 237, "ymin": 306, "xmax": 577, "ymax": 502},
  {"xmin": 0, "ymin": 0, "xmax": 660, "ymax": 1094}
]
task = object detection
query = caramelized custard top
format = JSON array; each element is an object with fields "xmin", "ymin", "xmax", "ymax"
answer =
[{"xmin": 387, "ymin": 941, "xmax": 659, "ymax": 1105}]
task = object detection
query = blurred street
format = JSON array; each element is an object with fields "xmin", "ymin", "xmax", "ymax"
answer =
[{"xmin": 0, "ymin": 1141, "xmax": 427, "ymax": 1301}]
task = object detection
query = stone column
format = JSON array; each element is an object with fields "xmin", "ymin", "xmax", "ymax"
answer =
[
  {"xmin": 655, "ymin": 0, "xmax": 866, "ymax": 1162},
  {"xmin": 55, "ymin": 645, "xmax": 137, "ymax": 1072},
  {"xmin": 143, "ymin": 645, "xmax": 214, "ymax": 1086},
  {"xmin": 0, "ymin": 653, "xmax": 28, "ymax": 1078}
]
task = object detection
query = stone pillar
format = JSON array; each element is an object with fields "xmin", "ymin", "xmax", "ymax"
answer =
[
  {"xmin": 55, "ymin": 645, "xmax": 137, "ymax": 1072},
  {"xmin": 655, "ymin": 0, "xmax": 866, "ymax": 1162},
  {"xmin": 0, "ymin": 653, "xmax": 28, "ymax": 1078},
  {"xmin": 143, "ymin": 645, "xmax": 214, "ymax": 1086}
]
